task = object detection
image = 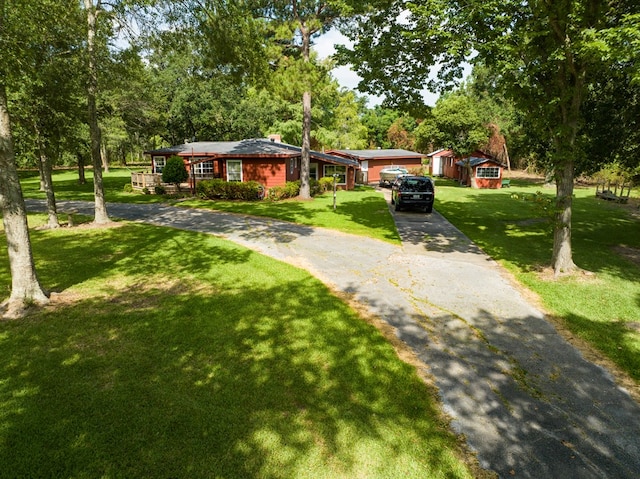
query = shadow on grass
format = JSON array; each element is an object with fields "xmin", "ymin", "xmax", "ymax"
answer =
[
  {"xmin": 28, "ymin": 223, "xmax": 253, "ymax": 293},
  {"xmin": 324, "ymin": 194, "xmax": 399, "ymax": 243},
  {"xmin": 179, "ymin": 188, "xmax": 400, "ymax": 244},
  {"xmin": 435, "ymin": 188, "xmax": 640, "ymax": 280},
  {"xmin": 0, "ymin": 277, "xmax": 462, "ymax": 477},
  {"xmin": 562, "ymin": 312, "xmax": 640, "ymax": 382},
  {"xmin": 21, "ymin": 168, "xmax": 166, "ymax": 205},
  {"xmin": 0, "ymin": 221, "xmax": 467, "ymax": 477}
]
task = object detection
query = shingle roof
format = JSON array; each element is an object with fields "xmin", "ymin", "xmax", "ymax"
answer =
[
  {"xmin": 427, "ymin": 148, "xmax": 455, "ymax": 157},
  {"xmin": 455, "ymin": 157, "xmax": 504, "ymax": 167},
  {"xmin": 330, "ymin": 149, "xmax": 426, "ymax": 160},
  {"xmin": 146, "ymin": 139, "xmax": 359, "ymax": 167}
]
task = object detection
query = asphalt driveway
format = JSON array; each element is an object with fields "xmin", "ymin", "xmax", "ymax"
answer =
[{"xmin": 26, "ymin": 197, "xmax": 640, "ymax": 478}]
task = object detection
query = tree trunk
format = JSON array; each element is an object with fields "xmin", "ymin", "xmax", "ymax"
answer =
[
  {"xmin": 40, "ymin": 151, "xmax": 60, "ymax": 229},
  {"xmin": 85, "ymin": 0, "xmax": 110, "ymax": 224},
  {"xmin": 38, "ymin": 160, "xmax": 46, "ymax": 191},
  {"xmin": 0, "ymin": 85, "xmax": 49, "ymax": 318},
  {"xmin": 77, "ymin": 152, "xmax": 86, "ymax": 184},
  {"xmin": 300, "ymin": 90, "xmax": 311, "ymax": 199},
  {"xmin": 503, "ymin": 143, "xmax": 511, "ymax": 172},
  {"xmin": 35, "ymin": 123, "xmax": 59, "ymax": 228},
  {"xmin": 551, "ymin": 159, "xmax": 577, "ymax": 276},
  {"xmin": 298, "ymin": 26, "xmax": 312, "ymax": 200},
  {"xmin": 101, "ymin": 141, "xmax": 109, "ymax": 173}
]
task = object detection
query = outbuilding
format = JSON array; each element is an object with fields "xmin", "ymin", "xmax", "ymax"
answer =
[
  {"xmin": 427, "ymin": 149, "xmax": 456, "ymax": 177},
  {"xmin": 328, "ymin": 149, "xmax": 427, "ymax": 185},
  {"xmin": 455, "ymin": 153, "xmax": 506, "ymax": 189}
]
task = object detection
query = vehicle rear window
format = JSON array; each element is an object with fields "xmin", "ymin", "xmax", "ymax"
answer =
[{"xmin": 401, "ymin": 179, "xmax": 433, "ymax": 192}]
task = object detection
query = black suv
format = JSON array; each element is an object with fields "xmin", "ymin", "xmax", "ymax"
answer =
[{"xmin": 391, "ymin": 175, "xmax": 435, "ymax": 213}]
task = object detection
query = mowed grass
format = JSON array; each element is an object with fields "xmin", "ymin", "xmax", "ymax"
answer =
[
  {"xmin": 20, "ymin": 169, "xmax": 401, "ymax": 244},
  {"xmin": 434, "ymin": 178, "xmax": 640, "ymax": 383},
  {"xmin": 178, "ymin": 190, "xmax": 399, "ymax": 244},
  {"xmin": 0, "ymin": 217, "xmax": 473, "ymax": 478}
]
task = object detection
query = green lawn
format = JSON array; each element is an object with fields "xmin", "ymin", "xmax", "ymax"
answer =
[
  {"xmin": 19, "ymin": 167, "xmax": 167, "ymax": 204},
  {"xmin": 434, "ymin": 178, "xmax": 640, "ymax": 383},
  {"xmin": 20, "ymin": 169, "xmax": 401, "ymax": 244},
  {"xmin": 0, "ymin": 217, "xmax": 474, "ymax": 478},
  {"xmin": 11, "ymin": 167, "xmax": 640, "ymax": 475}
]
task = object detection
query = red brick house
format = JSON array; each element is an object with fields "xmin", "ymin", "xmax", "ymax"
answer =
[
  {"xmin": 455, "ymin": 152, "xmax": 506, "ymax": 189},
  {"xmin": 327, "ymin": 149, "xmax": 427, "ymax": 185},
  {"xmin": 138, "ymin": 139, "xmax": 360, "ymax": 192}
]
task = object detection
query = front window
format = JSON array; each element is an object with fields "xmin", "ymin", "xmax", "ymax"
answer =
[
  {"xmin": 193, "ymin": 160, "xmax": 213, "ymax": 177},
  {"xmin": 476, "ymin": 166, "xmax": 500, "ymax": 179},
  {"xmin": 310, "ymin": 163, "xmax": 318, "ymax": 180},
  {"xmin": 153, "ymin": 156, "xmax": 166, "ymax": 173},
  {"xmin": 323, "ymin": 165, "xmax": 346, "ymax": 185},
  {"xmin": 227, "ymin": 160, "xmax": 242, "ymax": 182}
]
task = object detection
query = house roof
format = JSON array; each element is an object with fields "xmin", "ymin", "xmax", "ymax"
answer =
[
  {"xmin": 329, "ymin": 149, "xmax": 426, "ymax": 161},
  {"xmin": 146, "ymin": 139, "xmax": 359, "ymax": 167},
  {"xmin": 455, "ymin": 157, "xmax": 504, "ymax": 167},
  {"xmin": 427, "ymin": 148, "xmax": 455, "ymax": 157}
]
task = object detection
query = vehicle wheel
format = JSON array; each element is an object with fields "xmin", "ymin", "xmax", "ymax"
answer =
[{"xmin": 424, "ymin": 205, "xmax": 433, "ymax": 213}]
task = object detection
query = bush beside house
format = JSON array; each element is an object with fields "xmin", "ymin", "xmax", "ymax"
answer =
[{"xmin": 162, "ymin": 156, "xmax": 188, "ymax": 191}]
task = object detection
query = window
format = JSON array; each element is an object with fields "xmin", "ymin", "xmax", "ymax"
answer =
[
  {"xmin": 310, "ymin": 163, "xmax": 318, "ymax": 180},
  {"xmin": 323, "ymin": 165, "xmax": 346, "ymax": 185},
  {"xmin": 476, "ymin": 166, "xmax": 500, "ymax": 179},
  {"xmin": 290, "ymin": 157, "xmax": 297, "ymax": 174},
  {"xmin": 153, "ymin": 156, "xmax": 166, "ymax": 173},
  {"xmin": 193, "ymin": 160, "xmax": 213, "ymax": 177},
  {"xmin": 227, "ymin": 160, "xmax": 242, "ymax": 182}
]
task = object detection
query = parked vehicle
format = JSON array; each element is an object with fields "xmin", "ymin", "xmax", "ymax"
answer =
[
  {"xmin": 379, "ymin": 166, "xmax": 409, "ymax": 186},
  {"xmin": 391, "ymin": 175, "xmax": 435, "ymax": 213}
]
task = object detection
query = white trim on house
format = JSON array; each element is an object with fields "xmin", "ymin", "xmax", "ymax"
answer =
[
  {"xmin": 310, "ymin": 162, "xmax": 319, "ymax": 180},
  {"xmin": 323, "ymin": 165, "xmax": 347, "ymax": 185},
  {"xmin": 476, "ymin": 166, "xmax": 500, "ymax": 179},
  {"xmin": 227, "ymin": 159, "xmax": 243, "ymax": 182},
  {"xmin": 153, "ymin": 156, "xmax": 166, "ymax": 173}
]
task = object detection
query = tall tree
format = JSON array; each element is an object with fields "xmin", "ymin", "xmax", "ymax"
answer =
[
  {"xmin": 340, "ymin": 0, "xmax": 640, "ymax": 276},
  {"xmin": 9, "ymin": 8, "xmax": 85, "ymax": 229},
  {"xmin": 0, "ymin": 0, "xmax": 51, "ymax": 316},
  {"xmin": 254, "ymin": 0, "xmax": 343, "ymax": 198},
  {"xmin": 414, "ymin": 91, "xmax": 489, "ymax": 156},
  {"xmin": 0, "ymin": 88, "xmax": 49, "ymax": 317},
  {"xmin": 83, "ymin": 0, "xmax": 110, "ymax": 223}
]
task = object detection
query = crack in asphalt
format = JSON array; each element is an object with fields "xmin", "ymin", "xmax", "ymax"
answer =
[{"xmin": 25, "ymin": 198, "xmax": 640, "ymax": 479}]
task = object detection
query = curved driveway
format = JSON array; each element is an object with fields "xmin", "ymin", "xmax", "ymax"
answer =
[{"xmin": 27, "ymin": 197, "xmax": 640, "ymax": 478}]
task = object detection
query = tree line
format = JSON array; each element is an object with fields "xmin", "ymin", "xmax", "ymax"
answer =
[{"xmin": 1, "ymin": 0, "xmax": 639, "ymax": 316}]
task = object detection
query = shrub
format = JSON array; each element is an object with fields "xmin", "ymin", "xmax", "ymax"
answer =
[
  {"xmin": 197, "ymin": 179, "xmax": 226, "ymax": 199},
  {"xmin": 154, "ymin": 185, "xmax": 167, "ymax": 195},
  {"xmin": 267, "ymin": 181, "xmax": 300, "ymax": 201},
  {"xmin": 123, "ymin": 183, "xmax": 134, "ymax": 193},
  {"xmin": 197, "ymin": 179, "xmax": 264, "ymax": 201},
  {"xmin": 142, "ymin": 187, "xmax": 150, "ymax": 195},
  {"xmin": 162, "ymin": 156, "xmax": 188, "ymax": 190},
  {"xmin": 317, "ymin": 176, "xmax": 335, "ymax": 193}
]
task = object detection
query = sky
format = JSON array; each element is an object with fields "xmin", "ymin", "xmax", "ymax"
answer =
[{"xmin": 311, "ymin": 28, "xmax": 442, "ymax": 109}]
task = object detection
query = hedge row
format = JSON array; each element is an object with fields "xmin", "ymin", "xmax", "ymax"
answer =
[
  {"xmin": 196, "ymin": 179, "xmax": 264, "ymax": 201},
  {"xmin": 196, "ymin": 177, "xmax": 337, "ymax": 202}
]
